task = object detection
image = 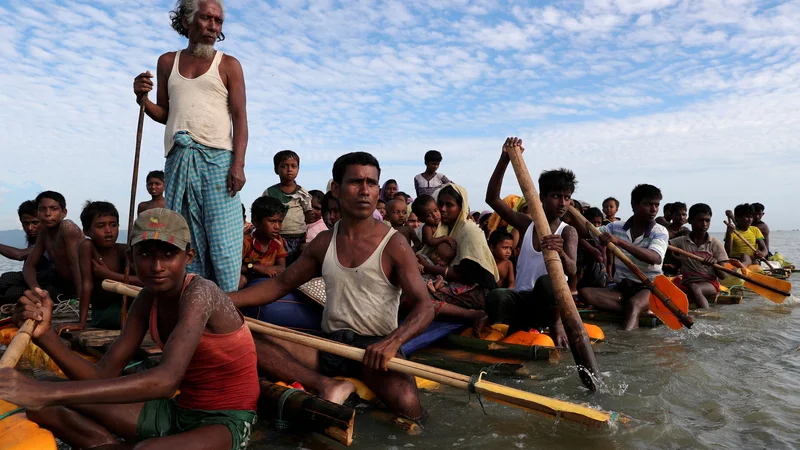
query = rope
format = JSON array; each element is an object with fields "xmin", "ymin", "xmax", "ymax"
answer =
[
  {"xmin": 0, "ymin": 407, "xmax": 24, "ymax": 421},
  {"xmin": 467, "ymin": 371, "xmax": 488, "ymax": 415},
  {"xmin": 275, "ymin": 388, "xmax": 303, "ymax": 430},
  {"xmin": 52, "ymin": 295, "xmax": 79, "ymax": 316}
]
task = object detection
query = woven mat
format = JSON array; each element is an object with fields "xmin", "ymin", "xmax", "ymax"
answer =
[{"xmin": 297, "ymin": 277, "xmax": 326, "ymax": 306}]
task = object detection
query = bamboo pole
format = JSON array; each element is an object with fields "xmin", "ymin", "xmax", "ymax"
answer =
[{"xmin": 0, "ymin": 319, "xmax": 35, "ymax": 369}]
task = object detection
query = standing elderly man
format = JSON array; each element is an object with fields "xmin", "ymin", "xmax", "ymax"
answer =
[{"xmin": 133, "ymin": 0, "xmax": 247, "ymax": 292}]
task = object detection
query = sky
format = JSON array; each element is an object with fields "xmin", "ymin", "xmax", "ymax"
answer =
[{"xmin": 1, "ymin": 0, "xmax": 799, "ymax": 232}]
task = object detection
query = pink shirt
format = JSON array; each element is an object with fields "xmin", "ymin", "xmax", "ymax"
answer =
[{"xmin": 306, "ymin": 219, "xmax": 328, "ymax": 243}]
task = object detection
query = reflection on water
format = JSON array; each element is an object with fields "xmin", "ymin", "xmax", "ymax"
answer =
[{"xmin": 2, "ymin": 232, "xmax": 799, "ymax": 449}]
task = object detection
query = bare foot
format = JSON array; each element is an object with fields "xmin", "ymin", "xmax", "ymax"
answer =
[
  {"xmin": 319, "ymin": 378, "xmax": 356, "ymax": 404},
  {"xmin": 426, "ymin": 279, "xmax": 436, "ymax": 294},
  {"xmin": 468, "ymin": 310, "xmax": 490, "ymax": 336}
]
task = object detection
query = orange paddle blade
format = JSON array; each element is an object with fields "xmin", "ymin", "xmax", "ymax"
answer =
[
  {"xmin": 649, "ymin": 275, "xmax": 689, "ymax": 330},
  {"xmin": 743, "ymin": 271, "xmax": 791, "ymax": 304}
]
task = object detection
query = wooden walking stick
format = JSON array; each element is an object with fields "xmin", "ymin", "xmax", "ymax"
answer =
[
  {"xmin": 121, "ymin": 99, "xmax": 147, "ymax": 327},
  {"xmin": 505, "ymin": 144, "xmax": 600, "ymax": 392}
]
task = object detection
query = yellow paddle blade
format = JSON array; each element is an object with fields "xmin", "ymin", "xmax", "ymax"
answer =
[
  {"xmin": 649, "ymin": 275, "xmax": 689, "ymax": 330},
  {"xmin": 743, "ymin": 271, "xmax": 791, "ymax": 304},
  {"xmin": 748, "ymin": 264, "xmax": 763, "ymax": 273}
]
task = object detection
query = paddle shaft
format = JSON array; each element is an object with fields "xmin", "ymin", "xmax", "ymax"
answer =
[
  {"xmin": 505, "ymin": 145, "xmax": 599, "ymax": 391},
  {"xmin": 668, "ymin": 245, "xmax": 790, "ymax": 296},
  {"xmin": 724, "ymin": 213, "xmax": 770, "ymax": 267},
  {"xmin": 569, "ymin": 205, "xmax": 694, "ymax": 329},
  {"xmin": 121, "ymin": 99, "xmax": 147, "ymax": 327},
  {"xmin": 0, "ymin": 319, "xmax": 36, "ymax": 369}
]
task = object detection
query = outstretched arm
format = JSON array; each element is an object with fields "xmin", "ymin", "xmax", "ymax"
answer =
[
  {"xmin": 0, "ymin": 244, "xmax": 32, "ymax": 261},
  {"xmin": 485, "ymin": 137, "xmax": 533, "ymax": 232}
]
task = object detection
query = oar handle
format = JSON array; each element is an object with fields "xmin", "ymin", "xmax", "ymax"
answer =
[
  {"xmin": 570, "ymin": 206, "xmax": 694, "ymax": 328},
  {"xmin": 667, "ymin": 245, "xmax": 790, "ymax": 296},
  {"xmin": 725, "ymin": 213, "xmax": 770, "ymax": 266},
  {"xmin": 0, "ymin": 319, "xmax": 36, "ymax": 369},
  {"xmin": 505, "ymin": 145, "xmax": 599, "ymax": 391}
]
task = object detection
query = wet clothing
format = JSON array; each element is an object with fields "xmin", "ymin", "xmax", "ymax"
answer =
[{"xmin": 165, "ymin": 132, "xmax": 243, "ymax": 293}]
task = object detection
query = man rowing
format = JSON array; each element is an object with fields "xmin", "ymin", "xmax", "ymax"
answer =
[
  {"xmin": 133, "ymin": 0, "xmax": 247, "ymax": 293},
  {"xmin": 231, "ymin": 152, "xmax": 435, "ymax": 420}
]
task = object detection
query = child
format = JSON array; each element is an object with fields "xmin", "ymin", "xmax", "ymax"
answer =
[
  {"xmin": 666, "ymin": 201, "xmax": 690, "ymax": 239},
  {"xmin": 576, "ymin": 208, "xmax": 609, "ymax": 290},
  {"xmin": 416, "ymin": 241, "xmax": 457, "ymax": 293},
  {"xmin": 263, "ymin": 150, "xmax": 312, "ymax": 264},
  {"xmin": 670, "ymin": 203, "xmax": 740, "ymax": 309},
  {"xmin": 394, "ymin": 192, "xmax": 412, "ymax": 204},
  {"xmin": 386, "ymin": 198, "xmax": 422, "ymax": 249},
  {"xmin": 489, "ymin": 229, "xmax": 515, "ymax": 289},
  {"xmin": 322, "ymin": 191, "xmax": 340, "ymax": 229},
  {"xmin": 751, "ymin": 202, "xmax": 770, "ymax": 254},
  {"xmin": 656, "ymin": 202, "xmax": 674, "ymax": 227},
  {"xmin": 137, "ymin": 170, "xmax": 166, "ymax": 215},
  {"xmin": 602, "ymin": 197, "xmax": 620, "ymax": 224},
  {"xmin": 411, "ymin": 195, "xmax": 444, "ymax": 248},
  {"xmin": 407, "ymin": 211, "xmax": 421, "ymax": 231},
  {"xmin": 376, "ymin": 199, "xmax": 387, "ymax": 220},
  {"xmin": 576, "ymin": 184, "xmax": 668, "ymax": 331},
  {"xmin": 6, "ymin": 208, "xmax": 259, "ymax": 449},
  {"xmin": 0, "ymin": 201, "xmax": 46, "ymax": 305},
  {"xmin": 22, "ymin": 191, "xmax": 84, "ymax": 301},
  {"xmin": 306, "ymin": 190, "xmax": 328, "ymax": 243},
  {"xmin": 724, "ymin": 203, "xmax": 767, "ymax": 267},
  {"xmin": 242, "ymin": 203, "xmax": 254, "ymax": 234},
  {"xmin": 240, "ymin": 196, "xmax": 289, "ymax": 289},
  {"xmin": 57, "ymin": 201, "xmax": 143, "ymax": 333},
  {"xmin": 414, "ymin": 150, "xmax": 452, "ymax": 197},
  {"xmin": 380, "ymin": 179, "xmax": 399, "ymax": 202}
]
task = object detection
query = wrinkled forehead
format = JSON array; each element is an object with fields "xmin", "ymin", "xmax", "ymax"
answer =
[{"xmin": 342, "ymin": 164, "xmax": 379, "ymax": 183}]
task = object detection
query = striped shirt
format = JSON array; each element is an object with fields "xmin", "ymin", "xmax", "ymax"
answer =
[{"xmin": 600, "ymin": 218, "xmax": 668, "ymax": 282}]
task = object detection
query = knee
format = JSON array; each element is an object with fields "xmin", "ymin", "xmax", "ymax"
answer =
[{"xmin": 392, "ymin": 379, "xmax": 423, "ymax": 419}]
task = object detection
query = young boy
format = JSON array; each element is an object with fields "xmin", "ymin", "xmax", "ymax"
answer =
[
  {"xmin": 5, "ymin": 208, "xmax": 259, "ymax": 449},
  {"xmin": 414, "ymin": 150, "xmax": 452, "ymax": 197},
  {"xmin": 322, "ymin": 191, "xmax": 340, "ymax": 229},
  {"xmin": 724, "ymin": 203, "xmax": 767, "ymax": 267},
  {"xmin": 386, "ymin": 198, "xmax": 422, "ymax": 249},
  {"xmin": 489, "ymin": 229, "xmax": 515, "ymax": 289},
  {"xmin": 666, "ymin": 201, "xmax": 690, "ymax": 239},
  {"xmin": 411, "ymin": 195, "xmax": 443, "ymax": 248},
  {"xmin": 407, "ymin": 211, "xmax": 421, "ymax": 231},
  {"xmin": 137, "ymin": 170, "xmax": 166, "ymax": 215},
  {"xmin": 0, "ymin": 201, "xmax": 46, "ymax": 304},
  {"xmin": 57, "ymin": 201, "xmax": 143, "ymax": 333},
  {"xmin": 670, "ymin": 203, "xmax": 740, "ymax": 309},
  {"xmin": 752, "ymin": 202, "xmax": 770, "ymax": 254},
  {"xmin": 576, "ymin": 184, "xmax": 668, "ymax": 330},
  {"xmin": 23, "ymin": 191, "xmax": 84, "ymax": 301},
  {"xmin": 655, "ymin": 202, "xmax": 674, "ymax": 227},
  {"xmin": 306, "ymin": 190, "xmax": 328, "ymax": 243},
  {"xmin": 602, "ymin": 197, "xmax": 620, "ymax": 224},
  {"xmin": 241, "ymin": 196, "xmax": 289, "ymax": 289},
  {"xmin": 264, "ymin": 150, "xmax": 313, "ymax": 264}
]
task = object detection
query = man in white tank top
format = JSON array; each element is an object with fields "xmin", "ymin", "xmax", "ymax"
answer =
[
  {"xmin": 132, "ymin": 0, "xmax": 247, "ymax": 293},
  {"xmin": 482, "ymin": 138, "xmax": 579, "ymax": 348},
  {"xmin": 231, "ymin": 152, "xmax": 435, "ymax": 420}
]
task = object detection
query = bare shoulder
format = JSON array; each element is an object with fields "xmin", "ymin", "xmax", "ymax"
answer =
[
  {"xmin": 184, "ymin": 276, "xmax": 226, "ymax": 302},
  {"xmin": 221, "ymin": 53, "xmax": 242, "ymax": 68},
  {"xmin": 386, "ymin": 229, "xmax": 415, "ymax": 261},
  {"xmin": 157, "ymin": 52, "xmax": 176, "ymax": 67},
  {"xmin": 305, "ymin": 228, "xmax": 334, "ymax": 261},
  {"xmin": 60, "ymin": 220, "xmax": 84, "ymax": 239}
]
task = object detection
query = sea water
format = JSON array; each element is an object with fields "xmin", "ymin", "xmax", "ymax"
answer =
[{"xmin": 2, "ymin": 232, "xmax": 798, "ymax": 449}]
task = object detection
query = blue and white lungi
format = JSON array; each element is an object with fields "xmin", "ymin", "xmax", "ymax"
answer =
[{"xmin": 165, "ymin": 131, "xmax": 243, "ymax": 292}]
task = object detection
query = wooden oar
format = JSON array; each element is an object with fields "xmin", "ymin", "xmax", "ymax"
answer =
[
  {"xmin": 245, "ymin": 317, "xmax": 622, "ymax": 428},
  {"xmin": 668, "ymin": 245, "xmax": 791, "ymax": 304},
  {"xmin": 100, "ymin": 280, "xmax": 624, "ymax": 428},
  {"xmin": 568, "ymin": 206, "xmax": 693, "ymax": 330},
  {"xmin": 505, "ymin": 144, "xmax": 599, "ymax": 392},
  {"xmin": 0, "ymin": 319, "xmax": 35, "ymax": 369},
  {"xmin": 121, "ymin": 99, "xmax": 147, "ymax": 327},
  {"xmin": 724, "ymin": 212, "xmax": 773, "ymax": 269}
]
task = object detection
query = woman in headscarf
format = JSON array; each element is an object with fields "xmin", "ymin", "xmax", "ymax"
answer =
[
  {"xmin": 486, "ymin": 194, "xmax": 520, "ymax": 234},
  {"xmin": 418, "ymin": 183, "xmax": 499, "ymax": 331},
  {"xmin": 380, "ymin": 179, "xmax": 399, "ymax": 203}
]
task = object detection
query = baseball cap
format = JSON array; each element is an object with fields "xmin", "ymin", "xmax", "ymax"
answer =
[{"xmin": 130, "ymin": 208, "xmax": 191, "ymax": 249}]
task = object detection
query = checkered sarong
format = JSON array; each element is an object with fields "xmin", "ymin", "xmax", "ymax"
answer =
[{"xmin": 165, "ymin": 132, "xmax": 243, "ymax": 292}]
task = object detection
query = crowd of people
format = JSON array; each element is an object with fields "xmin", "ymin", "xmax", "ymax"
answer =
[{"xmin": 0, "ymin": 1, "xmax": 779, "ymax": 449}]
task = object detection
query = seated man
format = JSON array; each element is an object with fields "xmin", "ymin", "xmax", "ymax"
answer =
[
  {"xmin": 724, "ymin": 203, "xmax": 767, "ymax": 267},
  {"xmin": 4, "ymin": 208, "xmax": 259, "ymax": 449},
  {"xmin": 670, "ymin": 203, "xmax": 743, "ymax": 309},
  {"xmin": 232, "ymin": 152, "xmax": 434, "ymax": 420},
  {"xmin": 751, "ymin": 202, "xmax": 770, "ymax": 255},
  {"xmin": 0, "ymin": 200, "xmax": 46, "ymax": 304},
  {"xmin": 576, "ymin": 184, "xmax": 668, "ymax": 331}
]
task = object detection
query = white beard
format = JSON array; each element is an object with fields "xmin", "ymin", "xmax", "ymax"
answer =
[{"xmin": 192, "ymin": 43, "xmax": 216, "ymax": 59}]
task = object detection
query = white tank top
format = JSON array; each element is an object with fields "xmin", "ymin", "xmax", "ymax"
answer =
[
  {"xmin": 514, "ymin": 221, "xmax": 568, "ymax": 292},
  {"xmin": 164, "ymin": 50, "xmax": 233, "ymax": 155},
  {"xmin": 321, "ymin": 222, "xmax": 401, "ymax": 336}
]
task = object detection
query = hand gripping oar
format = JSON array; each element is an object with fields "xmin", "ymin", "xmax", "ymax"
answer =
[
  {"xmin": 121, "ymin": 99, "xmax": 147, "ymax": 327},
  {"xmin": 505, "ymin": 144, "xmax": 599, "ymax": 391},
  {"xmin": 724, "ymin": 212, "xmax": 773, "ymax": 270},
  {"xmin": 99, "ymin": 280, "xmax": 624, "ymax": 427},
  {"xmin": 568, "ymin": 206, "xmax": 693, "ymax": 330},
  {"xmin": 0, "ymin": 320, "xmax": 35, "ymax": 369},
  {"xmin": 668, "ymin": 245, "xmax": 791, "ymax": 304}
]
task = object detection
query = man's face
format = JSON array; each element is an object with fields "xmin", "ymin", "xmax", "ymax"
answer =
[
  {"xmin": 20, "ymin": 213, "xmax": 42, "ymax": 242},
  {"xmin": 37, "ymin": 198, "xmax": 66, "ymax": 229},
  {"xmin": 87, "ymin": 214, "xmax": 119, "ymax": 249},
  {"xmin": 332, "ymin": 165, "xmax": 380, "ymax": 220},
  {"xmin": 541, "ymin": 190, "xmax": 572, "ymax": 219},
  {"xmin": 187, "ymin": 1, "xmax": 224, "ymax": 46},
  {"xmin": 131, "ymin": 241, "xmax": 194, "ymax": 293},
  {"xmin": 690, "ymin": 214, "xmax": 711, "ymax": 234},
  {"xmin": 736, "ymin": 214, "xmax": 753, "ymax": 229},
  {"xmin": 754, "ymin": 210, "xmax": 765, "ymax": 222},
  {"xmin": 147, "ymin": 178, "xmax": 165, "ymax": 197},
  {"xmin": 633, "ymin": 197, "xmax": 660, "ymax": 222}
]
